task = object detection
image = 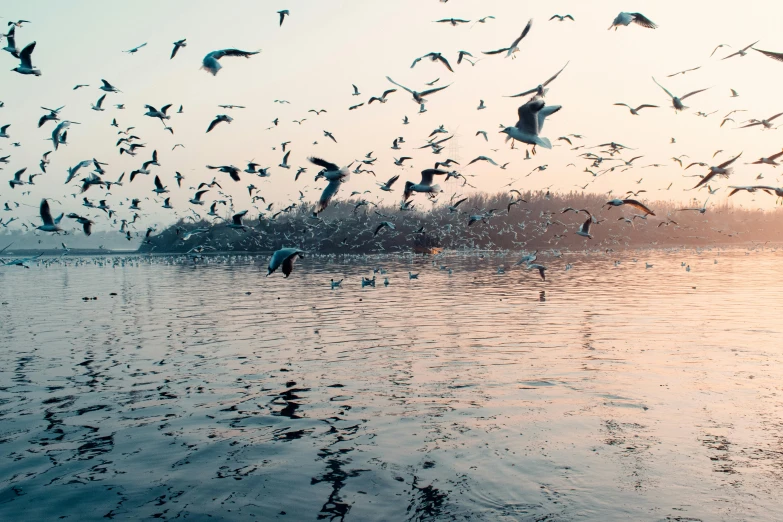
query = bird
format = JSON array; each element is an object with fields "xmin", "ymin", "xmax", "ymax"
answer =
[
  {"xmin": 411, "ymin": 52, "xmax": 454, "ymax": 73},
  {"xmin": 171, "ymin": 39, "xmax": 187, "ymax": 59},
  {"xmin": 268, "ymin": 248, "xmax": 304, "ymax": 277},
  {"xmin": 91, "ymin": 94, "xmax": 106, "ymax": 111},
  {"xmin": 740, "ymin": 113, "xmax": 783, "ymax": 129},
  {"xmin": 527, "ymin": 264, "xmax": 547, "ymax": 281},
  {"xmin": 374, "ymin": 221, "xmax": 395, "ymax": 236},
  {"xmin": 36, "ymin": 199, "xmax": 62, "ymax": 232},
  {"xmin": 12, "ymin": 42, "xmax": 40, "ymax": 76},
  {"xmin": 667, "ymin": 66, "xmax": 701, "ymax": 77},
  {"xmin": 227, "ymin": 210, "xmax": 249, "ymax": 231},
  {"xmin": 722, "ymin": 41, "xmax": 759, "ymax": 60},
  {"xmin": 279, "ymin": 151, "xmax": 291, "ymax": 169},
  {"xmin": 124, "ymin": 43, "xmax": 147, "ymax": 54},
  {"xmin": 549, "ymin": 14, "xmax": 575, "ymax": 22},
  {"xmin": 206, "ymin": 114, "xmax": 233, "ymax": 133},
  {"xmin": 368, "ymin": 89, "xmax": 396, "ymax": 104},
  {"xmin": 652, "ymin": 77, "xmax": 708, "ymax": 111},
  {"xmin": 144, "ymin": 104, "xmax": 172, "ymax": 121},
  {"xmin": 614, "ymin": 103, "xmax": 658, "ymax": 115},
  {"xmin": 386, "ymin": 76, "xmax": 452, "ymax": 104},
  {"xmin": 324, "ymin": 130, "xmax": 337, "ymax": 143},
  {"xmin": 153, "ymin": 175, "xmax": 168, "ymax": 195},
  {"xmin": 8, "ymin": 168, "xmax": 26, "ymax": 189},
  {"xmin": 693, "ymin": 153, "xmax": 742, "ymax": 189},
  {"xmin": 403, "ymin": 169, "xmax": 448, "ymax": 200},
  {"xmin": 379, "ymin": 175, "xmax": 400, "ymax": 191},
  {"xmin": 500, "ymin": 97, "xmax": 560, "ymax": 149},
  {"xmin": 99, "ymin": 79, "xmax": 121, "ymax": 93},
  {"xmin": 310, "ymin": 157, "xmax": 349, "ymax": 215},
  {"xmin": 202, "ymin": 48, "xmax": 260, "ymax": 76},
  {"xmin": 752, "ymin": 149, "xmax": 783, "ymax": 166},
  {"xmin": 605, "ymin": 199, "xmax": 655, "ymax": 216},
  {"xmin": 468, "ymin": 156, "xmax": 498, "ymax": 166},
  {"xmin": 206, "ymin": 165, "xmax": 242, "ymax": 182},
  {"xmin": 505, "ymin": 61, "xmax": 569, "ymax": 98},
  {"xmin": 38, "ymin": 106, "xmax": 64, "ymax": 128},
  {"xmin": 277, "ymin": 10, "xmax": 290, "ymax": 26},
  {"xmin": 608, "ymin": 12, "xmax": 657, "ymax": 30},
  {"xmin": 393, "ymin": 157, "xmax": 411, "ymax": 166},
  {"xmin": 331, "ymin": 279, "xmax": 343, "ymax": 289},
  {"xmin": 483, "ymin": 19, "xmax": 533, "ymax": 57},
  {"xmin": 434, "ymin": 18, "xmax": 470, "ymax": 26}
]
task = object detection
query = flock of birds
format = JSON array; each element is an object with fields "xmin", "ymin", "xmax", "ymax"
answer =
[{"xmin": 1, "ymin": 7, "xmax": 783, "ymax": 280}]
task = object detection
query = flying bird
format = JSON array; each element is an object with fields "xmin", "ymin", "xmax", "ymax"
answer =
[
  {"xmin": 277, "ymin": 10, "xmax": 290, "ymax": 26},
  {"xmin": 202, "ymin": 48, "xmax": 260, "ymax": 76},
  {"xmin": 652, "ymin": 77, "xmax": 708, "ymax": 111},
  {"xmin": 505, "ymin": 61, "xmax": 569, "ymax": 98},
  {"xmin": 483, "ymin": 19, "xmax": 533, "ymax": 57},
  {"xmin": 12, "ymin": 42, "xmax": 40, "ymax": 76},
  {"xmin": 268, "ymin": 248, "xmax": 304, "ymax": 277},
  {"xmin": 608, "ymin": 12, "xmax": 657, "ymax": 30},
  {"xmin": 171, "ymin": 39, "xmax": 187, "ymax": 59},
  {"xmin": 206, "ymin": 114, "xmax": 233, "ymax": 133}
]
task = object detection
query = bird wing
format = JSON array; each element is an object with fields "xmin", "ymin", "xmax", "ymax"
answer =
[
  {"xmin": 436, "ymin": 54, "xmax": 454, "ymax": 72},
  {"xmin": 542, "ymin": 61, "xmax": 569, "ymax": 87},
  {"xmin": 19, "ymin": 41, "xmax": 35, "ymax": 68},
  {"xmin": 282, "ymin": 151, "xmax": 290, "ymax": 163},
  {"xmin": 206, "ymin": 117, "xmax": 220, "ymax": 133},
  {"xmin": 651, "ymin": 77, "xmax": 675, "ymax": 100},
  {"xmin": 482, "ymin": 47, "xmax": 510, "ymax": 55},
  {"xmin": 154, "ymin": 175, "xmax": 164, "ymax": 190},
  {"xmin": 410, "ymin": 56, "xmax": 423, "ymax": 68},
  {"xmin": 40, "ymin": 199, "xmax": 54, "ymax": 225},
  {"xmin": 215, "ymin": 49, "xmax": 259, "ymax": 60},
  {"xmin": 719, "ymin": 152, "xmax": 742, "ymax": 168},
  {"xmin": 754, "ymin": 48, "xmax": 783, "ymax": 62},
  {"xmin": 386, "ymin": 174, "xmax": 400, "ymax": 187},
  {"xmin": 281, "ymin": 252, "xmax": 300, "ymax": 277},
  {"xmin": 419, "ymin": 83, "xmax": 452, "ymax": 97},
  {"xmin": 636, "ymin": 104, "xmax": 658, "ymax": 110},
  {"xmin": 385, "ymin": 76, "xmax": 414, "ymax": 95},
  {"xmin": 679, "ymin": 88, "xmax": 709, "ymax": 101},
  {"xmin": 309, "ymin": 156, "xmax": 340, "ymax": 172},
  {"xmin": 630, "ymin": 13, "xmax": 657, "ymax": 28},
  {"xmin": 622, "ymin": 199, "xmax": 655, "ymax": 215},
  {"xmin": 516, "ymin": 98, "xmax": 544, "ymax": 134},
  {"xmin": 509, "ymin": 19, "xmax": 533, "ymax": 49},
  {"xmin": 767, "ymin": 112, "xmax": 783, "ymax": 122},
  {"xmin": 420, "ymin": 168, "xmax": 448, "ymax": 185},
  {"xmin": 317, "ymin": 179, "xmax": 343, "ymax": 214}
]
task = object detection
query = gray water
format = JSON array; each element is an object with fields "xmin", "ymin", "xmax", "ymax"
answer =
[{"xmin": 1, "ymin": 248, "xmax": 782, "ymax": 521}]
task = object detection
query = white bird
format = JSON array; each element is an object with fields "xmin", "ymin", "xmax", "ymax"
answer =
[
  {"xmin": 268, "ymin": 248, "xmax": 304, "ymax": 277},
  {"xmin": 171, "ymin": 39, "xmax": 187, "ymax": 59},
  {"xmin": 145, "ymin": 104, "xmax": 172, "ymax": 121},
  {"xmin": 500, "ymin": 97, "xmax": 560, "ymax": 149},
  {"xmin": 279, "ymin": 150, "xmax": 291, "ymax": 169},
  {"xmin": 99, "ymin": 79, "xmax": 121, "ymax": 93},
  {"xmin": 403, "ymin": 169, "xmax": 448, "ymax": 200},
  {"xmin": 310, "ymin": 157, "xmax": 350, "ymax": 215},
  {"xmin": 613, "ymin": 102, "xmax": 658, "ymax": 115},
  {"xmin": 153, "ymin": 175, "xmax": 168, "ymax": 195},
  {"xmin": 206, "ymin": 114, "xmax": 232, "ymax": 133},
  {"xmin": 36, "ymin": 199, "xmax": 62, "ymax": 232},
  {"xmin": 722, "ymin": 40, "xmax": 759, "ymax": 60},
  {"xmin": 608, "ymin": 12, "xmax": 657, "ymax": 30},
  {"xmin": 91, "ymin": 94, "xmax": 106, "ymax": 111},
  {"xmin": 386, "ymin": 76, "xmax": 452, "ymax": 104},
  {"xmin": 12, "ymin": 42, "xmax": 41, "ymax": 76},
  {"xmin": 483, "ymin": 19, "xmax": 533, "ymax": 57},
  {"xmin": 124, "ymin": 42, "xmax": 147, "ymax": 54},
  {"xmin": 202, "ymin": 48, "xmax": 260, "ymax": 76},
  {"xmin": 652, "ymin": 77, "xmax": 708, "ymax": 111}
]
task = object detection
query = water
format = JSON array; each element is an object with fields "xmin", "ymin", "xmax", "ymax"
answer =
[{"xmin": 1, "ymin": 248, "xmax": 782, "ymax": 521}]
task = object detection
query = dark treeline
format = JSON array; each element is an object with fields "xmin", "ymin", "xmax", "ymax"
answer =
[{"xmin": 139, "ymin": 190, "xmax": 783, "ymax": 254}]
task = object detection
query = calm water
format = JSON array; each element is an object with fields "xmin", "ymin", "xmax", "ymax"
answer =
[{"xmin": 1, "ymin": 248, "xmax": 782, "ymax": 521}]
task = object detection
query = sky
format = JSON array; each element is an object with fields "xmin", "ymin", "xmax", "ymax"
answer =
[{"xmin": 2, "ymin": 0, "xmax": 783, "ymax": 234}]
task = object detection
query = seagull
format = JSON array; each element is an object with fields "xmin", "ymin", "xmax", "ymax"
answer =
[
  {"xmin": 505, "ymin": 61, "xmax": 569, "ymax": 98},
  {"xmin": 477, "ymin": 100, "xmax": 486, "ymax": 110},
  {"xmin": 99, "ymin": 79, "xmax": 121, "ymax": 93},
  {"xmin": 500, "ymin": 97, "xmax": 560, "ymax": 149},
  {"xmin": 310, "ymin": 157, "xmax": 349, "ymax": 215},
  {"xmin": 279, "ymin": 150, "xmax": 291, "ymax": 169},
  {"xmin": 722, "ymin": 40, "xmax": 759, "ymax": 60},
  {"xmin": 324, "ymin": 130, "xmax": 337, "ymax": 143},
  {"xmin": 457, "ymin": 51, "xmax": 474, "ymax": 65},
  {"xmin": 201, "ymin": 48, "xmax": 260, "ymax": 76},
  {"xmin": 171, "ymin": 39, "xmax": 187, "ymax": 59},
  {"xmin": 608, "ymin": 12, "xmax": 657, "ymax": 30},
  {"xmin": 91, "ymin": 94, "xmax": 106, "ymax": 111},
  {"xmin": 72, "ymin": 84, "xmax": 89, "ymax": 90},
  {"xmin": 374, "ymin": 221, "xmax": 396, "ymax": 236},
  {"xmin": 37, "ymin": 106, "xmax": 63, "ymax": 128},
  {"xmin": 206, "ymin": 165, "xmax": 242, "ymax": 181},
  {"xmin": 693, "ymin": 152, "xmax": 742, "ymax": 189},
  {"xmin": 403, "ymin": 168, "xmax": 448, "ymax": 200},
  {"xmin": 575, "ymin": 213, "xmax": 594, "ymax": 239},
  {"xmin": 378, "ymin": 174, "xmax": 400, "ymax": 191},
  {"xmin": 652, "ymin": 77, "xmax": 708, "ymax": 111},
  {"xmin": 352, "ymin": 84, "xmax": 361, "ymax": 96},
  {"xmin": 483, "ymin": 19, "xmax": 532, "ymax": 57},
  {"xmin": 153, "ymin": 175, "xmax": 168, "ymax": 195},
  {"xmin": 549, "ymin": 14, "xmax": 575, "ymax": 22},
  {"xmin": 12, "ymin": 42, "xmax": 40, "ymax": 76},
  {"xmin": 393, "ymin": 157, "xmax": 411, "ymax": 166},
  {"xmin": 468, "ymin": 156, "xmax": 498, "ymax": 166},
  {"xmin": 124, "ymin": 43, "xmax": 147, "ymax": 54},
  {"xmin": 144, "ymin": 104, "xmax": 172, "ymax": 121},
  {"xmin": 368, "ymin": 89, "xmax": 396, "ymax": 104},
  {"xmin": 751, "ymin": 149, "xmax": 783, "ymax": 166},
  {"xmin": 667, "ymin": 66, "xmax": 701, "ymax": 77},
  {"xmin": 730, "ymin": 89, "xmax": 740, "ymax": 98},
  {"xmin": 36, "ymin": 199, "xmax": 62, "ymax": 232},
  {"xmin": 8, "ymin": 168, "xmax": 26, "ymax": 189},
  {"xmin": 206, "ymin": 114, "xmax": 233, "ymax": 133},
  {"xmin": 0, "ymin": 124, "xmax": 9, "ymax": 139},
  {"xmin": 227, "ymin": 210, "xmax": 249, "ymax": 231},
  {"xmin": 268, "ymin": 248, "xmax": 304, "ymax": 277},
  {"xmin": 66, "ymin": 213, "xmax": 94, "ymax": 236},
  {"xmin": 740, "ymin": 112, "xmax": 783, "ymax": 129},
  {"xmin": 605, "ymin": 199, "xmax": 655, "ymax": 215},
  {"xmin": 277, "ymin": 10, "xmax": 290, "ymax": 26},
  {"xmin": 411, "ymin": 52, "xmax": 454, "ymax": 73},
  {"xmin": 677, "ymin": 197, "xmax": 710, "ymax": 214},
  {"xmin": 330, "ymin": 279, "xmax": 343, "ymax": 289},
  {"xmin": 387, "ymin": 76, "xmax": 454, "ymax": 105},
  {"xmin": 434, "ymin": 18, "xmax": 470, "ymax": 26},
  {"xmin": 527, "ymin": 263, "xmax": 547, "ymax": 281}
]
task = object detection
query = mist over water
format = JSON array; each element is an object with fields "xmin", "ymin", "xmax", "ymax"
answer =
[{"xmin": 1, "ymin": 249, "xmax": 782, "ymax": 521}]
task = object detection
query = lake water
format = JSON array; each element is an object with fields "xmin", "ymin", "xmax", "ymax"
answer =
[{"xmin": 1, "ymin": 248, "xmax": 782, "ymax": 521}]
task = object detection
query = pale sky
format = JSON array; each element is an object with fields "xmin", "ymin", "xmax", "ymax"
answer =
[{"xmin": 2, "ymin": 0, "xmax": 783, "ymax": 231}]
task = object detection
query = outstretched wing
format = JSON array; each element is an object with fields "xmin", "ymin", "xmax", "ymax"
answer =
[
  {"xmin": 309, "ymin": 156, "xmax": 340, "ymax": 172},
  {"xmin": 652, "ymin": 77, "xmax": 675, "ymax": 100},
  {"xmin": 754, "ymin": 47, "xmax": 783, "ymax": 62}
]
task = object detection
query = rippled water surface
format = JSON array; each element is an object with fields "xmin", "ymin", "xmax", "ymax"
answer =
[{"xmin": 1, "ymin": 249, "xmax": 783, "ymax": 521}]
